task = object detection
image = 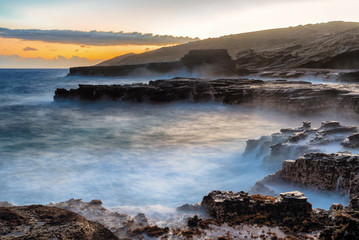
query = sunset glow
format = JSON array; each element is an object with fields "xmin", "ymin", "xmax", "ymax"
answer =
[{"xmin": 1, "ymin": 0, "xmax": 359, "ymax": 67}]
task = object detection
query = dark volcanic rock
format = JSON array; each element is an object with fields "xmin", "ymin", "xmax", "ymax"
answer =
[
  {"xmin": 196, "ymin": 190, "xmax": 359, "ymax": 239},
  {"xmin": 265, "ymin": 152, "xmax": 359, "ymax": 199},
  {"xmin": 55, "ymin": 78, "xmax": 359, "ymax": 117},
  {"xmin": 69, "ymin": 49, "xmax": 238, "ymax": 77},
  {"xmin": 202, "ymin": 190, "xmax": 311, "ymax": 223},
  {"xmin": 0, "ymin": 205, "xmax": 117, "ymax": 240}
]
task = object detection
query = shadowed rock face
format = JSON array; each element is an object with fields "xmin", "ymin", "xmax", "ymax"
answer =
[
  {"xmin": 265, "ymin": 152, "xmax": 359, "ymax": 199},
  {"xmin": 0, "ymin": 205, "xmax": 117, "ymax": 240},
  {"xmin": 69, "ymin": 49, "xmax": 238, "ymax": 77},
  {"xmin": 54, "ymin": 78, "xmax": 359, "ymax": 116}
]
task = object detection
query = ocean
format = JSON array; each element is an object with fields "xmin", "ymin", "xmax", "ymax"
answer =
[{"xmin": 0, "ymin": 69, "xmax": 350, "ymax": 211}]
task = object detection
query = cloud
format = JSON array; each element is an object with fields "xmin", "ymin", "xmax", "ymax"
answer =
[
  {"xmin": 0, "ymin": 27, "xmax": 199, "ymax": 46},
  {"xmin": 23, "ymin": 46, "xmax": 38, "ymax": 51},
  {"xmin": 0, "ymin": 54, "xmax": 102, "ymax": 68}
]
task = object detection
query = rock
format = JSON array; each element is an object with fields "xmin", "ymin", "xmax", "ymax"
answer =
[
  {"xmin": 264, "ymin": 152, "xmax": 359, "ymax": 198},
  {"xmin": 201, "ymin": 190, "xmax": 311, "ymax": 224},
  {"xmin": 55, "ymin": 78, "xmax": 359, "ymax": 117},
  {"xmin": 69, "ymin": 49, "xmax": 238, "ymax": 77},
  {"xmin": 198, "ymin": 190, "xmax": 359, "ymax": 238},
  {"xmin": 339, "ymin": 70, "xmax": 359, "ymax": 82},
  {"xmin": 242, "ymin": 121, "xmax": 358, "ymax": 168},
  {"xmin": 342, "ymin": 133, "xmax": 359, "ymax": 148},
  {"xmin": 348, "ymin": 197, "xmax": 359, "ymax": 211},
  {"xmin": 0, "ymin": 205, "xmax": 117, "ymax": 240},
  {"xmin": 48, "ymin": 198, "xmax": 149, "ymax": 238}
]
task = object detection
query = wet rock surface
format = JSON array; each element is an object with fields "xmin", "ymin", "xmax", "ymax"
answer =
[
  {"xmin": 55, "ymin": 78, "xmax": 359, "ymax": 116},
  {"xmin": 0, "ymin": 205, "xmax": 117, "ymax": 240},
  {"xmin": 243, "ymin": 121, "xmax": 358, "ymax": 169},
  {"xmin": 264, "ymin": 152, "xmax": 359, "ymax": 199},
  {"xmin": 195, "ymin": 191, "xmax": 359, "ymax": 239},
  {"xmin": 2, "ymin": 194, "xmax": 359, "ymax": 239}
]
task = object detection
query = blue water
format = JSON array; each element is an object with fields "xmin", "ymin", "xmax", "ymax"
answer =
[{"xmin": 0, "ymin": 69, "xmax": 349, "ymax": 209}]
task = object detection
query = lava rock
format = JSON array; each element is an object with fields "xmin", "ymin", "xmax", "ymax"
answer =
[
  {"xmin": 55, "ymin": 78, "xmax": 359, "ymax": 118},
  {"xmin": 0, "ymin": 205, "xmax": 117, "ymax": 240},
  {"xmin": 264, "ymin": 152, "xmax": 359, "ymax": 199}
]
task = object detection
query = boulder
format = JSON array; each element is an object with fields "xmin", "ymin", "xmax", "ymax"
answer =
[{"xmin": 0, "ymin": 205, "xmax": 117, "ymax": 240}]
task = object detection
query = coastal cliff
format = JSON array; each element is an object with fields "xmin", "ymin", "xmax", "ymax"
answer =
[{"xmin": 69, "ymin": 49, "xmax": 238, "ymax": 77}]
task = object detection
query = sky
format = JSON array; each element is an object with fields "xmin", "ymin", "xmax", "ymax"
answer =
[{"xmin": 1, "ymin": 0, "xmax": 359, "ymax": 68}]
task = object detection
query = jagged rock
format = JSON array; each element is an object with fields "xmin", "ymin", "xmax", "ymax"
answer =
[
  {"xmin": 264, "ymin": 152, "xmax": 359, "ymax": 199},
  {"xmin": 201, "ymin": 190, "xmax": 311, "ymax": 223},
  {"xmin": 242, "ymin": 121, "xmax": 358, "ymax": 168},
  {"xmin": 48, "ymin": 198, "xmax": 150, "ymax": 238},
  {"xmin": 0, "ymin": 205, "xmax": 117, "ymax": 240},
  {"xmin": 69, "ymin": 49, "xmax": 238, "ymax": 77},
  {"xmin": 55, "ymin": 78, "xmax": 359, "ymax": 118},
  {"xmin": 198, "ymin": 190, "xmax": 359, "ymax": 239}
]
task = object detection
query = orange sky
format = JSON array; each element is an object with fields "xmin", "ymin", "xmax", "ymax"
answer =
[
  {"xmin": 2, "ymin": 0, "xmax": 359, "ymax": 67},
  {"xmin": 0, "ymin": 37, "xmax": 163, "ymax": 60}
]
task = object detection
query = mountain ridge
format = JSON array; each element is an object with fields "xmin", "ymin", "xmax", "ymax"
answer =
[{"xmin": 97, "ymin": 21, "xmax": 359, "ymax": 67}]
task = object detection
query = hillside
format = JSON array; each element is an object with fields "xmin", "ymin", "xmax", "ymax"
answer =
[{"xmin": 98, "ymin": 21, "xmax": 359, "ymax": 67}]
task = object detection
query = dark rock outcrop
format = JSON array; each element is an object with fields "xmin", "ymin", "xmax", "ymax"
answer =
[
  {"xmin": 195, "ymin": 191, "xmax": 359, "ymax": 239},
  {"xmin": 202, "ymin": 190, "xmax": 311, "ymax": 223},
  {"xmin": 0, "ymin": 205, "xmax": 117, "ymax": 240},
  {"xmin": 264, "ymin": 152, "xmax": 359, "ymax": 199},
  {"xmin": 55, "ymin": 78, "xmax": 359, "ymax": 116},
  {"xmin": 69, "ymin": 49, "xmax": 238, "ymax": 77}
]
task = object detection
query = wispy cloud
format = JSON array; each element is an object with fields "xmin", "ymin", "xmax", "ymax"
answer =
[
  {"xmin": 23, "ymin": 46, "xmax": 38, "ymax": 51},
  {"xmin": 0, "ymin": 27, "xmax": 198, "ymax": 46},
  {"xmin": 0, "ymin": 54, "xmax": 102, "ymax": 68}
]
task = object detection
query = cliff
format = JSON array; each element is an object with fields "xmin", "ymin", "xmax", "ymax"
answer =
[{"xmin": 69, "ymin": 49, "xmax": 238, "ymax": 77}]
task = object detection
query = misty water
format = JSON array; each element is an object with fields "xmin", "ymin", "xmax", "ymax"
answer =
[{"xmin": 0, "ymin": 69, "xmax": 351, "ymax": 212}]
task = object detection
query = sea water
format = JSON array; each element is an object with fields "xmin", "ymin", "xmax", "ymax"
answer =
[{"xmin": 0, "ymin": 69, "xmax": 351, "ymax": 210}]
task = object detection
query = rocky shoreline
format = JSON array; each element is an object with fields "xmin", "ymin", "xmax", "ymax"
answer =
[
  {"xmin": 54, "ymin": 78, "xmax": 359, "ymax": 116},
  {"xmin": 3, "ymin": 121, "xmax": 359, "ymax": 239},
  {"xmin": 2, "ymin": 191, "xmax": 359, "ymax": 239}
]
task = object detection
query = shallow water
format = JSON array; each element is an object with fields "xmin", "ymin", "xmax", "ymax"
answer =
[{"xmin": 0, "ymin": 69, "xmax": 353, "ymax": 210}]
